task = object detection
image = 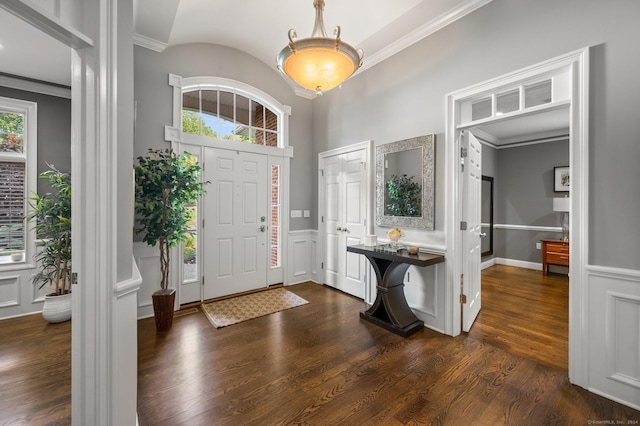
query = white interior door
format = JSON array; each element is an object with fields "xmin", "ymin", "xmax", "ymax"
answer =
[
  {"xmin": 462, "ymin": 131, "xmax": 482, "ymax": 332},
  {"xmin": 322, "ymin": 149, "xmax": 367, "ymax": 298},
  {"xmin": 203, "ymin": 148, "xmax": 268, "ymax": 299}
]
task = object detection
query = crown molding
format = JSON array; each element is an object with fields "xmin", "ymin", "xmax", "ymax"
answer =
[
  {"xmin": 359, "ymin": 0, "xmax": 493, "ymax": 74},
  {"xmin": 133, "ymin": 32, "xmax": 167, "ymax": 52}
]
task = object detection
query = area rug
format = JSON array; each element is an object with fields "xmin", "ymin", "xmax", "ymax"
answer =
[{"xmin": 201, "ymin": 288, "xmax": 308, "ymax": 328}]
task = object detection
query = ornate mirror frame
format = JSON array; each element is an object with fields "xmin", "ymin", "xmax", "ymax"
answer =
[{"xmin": 376, "ymin": 134, "xmax": 435, "ymax": 230}]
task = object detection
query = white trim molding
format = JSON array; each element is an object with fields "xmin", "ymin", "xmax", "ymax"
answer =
[
  {"xmin": 446, "ymin": 48, "xmax": 590, "ymax": 390},
  {"xmin": 494, "ymin": 223, "xmax": 562, "ymax": 233},
  {"xmin": 360, "ymin": 0, "xmax": 493, "ymax": 73},
  {"xmin": 287, "ymin": 230, "xmax": 316, "ymax": 285}
]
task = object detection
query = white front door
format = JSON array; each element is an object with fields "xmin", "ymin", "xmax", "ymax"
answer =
[
  {"xmin": 203, "ymin": 148, "xmax": 268, "ymax": 299},
  {"xmin": 462, "ymin": 131, "xmax": 482, "ymax": 332},
  {"xmin": 322, "ymin": 149, "xmax": 367, "ymax": 298}
]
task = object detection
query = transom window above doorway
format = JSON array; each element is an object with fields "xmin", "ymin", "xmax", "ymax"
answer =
[{"xmin": 182, "ymin": 87, "xmax": 279, "ymax": 147}]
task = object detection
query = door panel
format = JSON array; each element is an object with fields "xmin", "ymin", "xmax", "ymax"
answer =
[
  {"xmin": 204, "ymin": 148, "xmax": 268, "ymax": 299},
  {"xmin": 322, "ymin": 148, "xmax": 367, "ymax": 298},
  {"xmin": 462, "ymin": 132, "xmax": 482, "ymax": 332}
]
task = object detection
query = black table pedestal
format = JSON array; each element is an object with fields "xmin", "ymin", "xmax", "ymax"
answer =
[{"xmin": 347, "ymin": 245, "xmax": 445, "ymax": 338}]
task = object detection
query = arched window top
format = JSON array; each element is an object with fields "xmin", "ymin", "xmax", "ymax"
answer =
[{"xmin": 174, "ymin": 76, "xmax": 290, "ymax": 149}]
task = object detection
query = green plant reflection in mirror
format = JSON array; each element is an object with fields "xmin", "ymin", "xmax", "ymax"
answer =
[{"xmin": 385, "ymin": 174, "xmax": 422, "ymax": 217}]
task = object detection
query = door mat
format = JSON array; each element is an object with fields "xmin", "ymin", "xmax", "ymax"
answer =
[{"xmin": 201, "ymin": 287, "xmax": 309, "ymax": 328}]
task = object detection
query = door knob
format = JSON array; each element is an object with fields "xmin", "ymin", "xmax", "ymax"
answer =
[
  {"xmin": 336, "ymin": 227, "xmax": 343, "ymax": 231},
  {"xmin": 259, "ymin": 225, "xmax": 266, "ymax": 232},
  {"xmin": 343, "ymin": 228, "xmax": 350, "ymax": 233},
  {"xmin": 477, "ymin": 232, "xmax": 486, "ymax": 238}
]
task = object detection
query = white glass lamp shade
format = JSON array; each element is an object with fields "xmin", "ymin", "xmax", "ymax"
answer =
[{"xmin": 553, "ymin": 197, "xmax": 570, "ymax": 212}]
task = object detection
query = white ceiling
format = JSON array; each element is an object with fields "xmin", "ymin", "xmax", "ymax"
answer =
[
  {"xmin": 472, "ymin": 106, "xmax": 570, "ymax": 147},
  {"xmin": 0, "ymin": 0, "xmax": 492, "ymax": 88}
]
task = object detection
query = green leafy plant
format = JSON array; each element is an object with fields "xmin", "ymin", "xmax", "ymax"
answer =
[
  {"xmin": 26, "ymin": 165, "xmax": 72, "ymax": 295},
  {"xmin": 134, "ymin": 148, "xmax": 208, "ymax": 292},
  {"xmin": 386, "ymin": 174, "xmax": 422, "ymax": 217}
]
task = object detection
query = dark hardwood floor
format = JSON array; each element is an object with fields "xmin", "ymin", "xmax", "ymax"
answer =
[{"xmin": 1, "ymin": 265, "xmax": 639, "ymax": 425}]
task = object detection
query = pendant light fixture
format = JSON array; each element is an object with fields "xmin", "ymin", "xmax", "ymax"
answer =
[{"xmin": 277, "ymin": 0, "xmax": 364, "ymax": 94}]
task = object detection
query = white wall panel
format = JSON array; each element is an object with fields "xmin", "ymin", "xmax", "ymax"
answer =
[
  {"xmin": 588, "ymin": 266, "xmax": 640, "ymax": 410},
  {"xmin": 0, "ymin": 275, "xmax": 20, "ymax": 308}
]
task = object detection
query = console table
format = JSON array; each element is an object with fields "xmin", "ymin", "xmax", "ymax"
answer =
[
  {"xmin": 541, "ymin": 239, "xmax": 569, "ymax": 275},
  {"xmin": 347, "ymin": 244, "xmax": 445, "ymax": 337}
]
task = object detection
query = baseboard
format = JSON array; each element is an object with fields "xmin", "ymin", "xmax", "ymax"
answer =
[
  {"xmin": 494, "ymin": 257, "xmax": 542, "ymax": 271},
  {"xmin": 481, "ymin": 257, "xmax": 497, "ymax": 270}
]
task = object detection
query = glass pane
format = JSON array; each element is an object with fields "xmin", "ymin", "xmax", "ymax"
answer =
[
  {"xmin": 218, "ymin": 91, "xmax": 235, "ymax": 139},
  {"xmin": 0, "ymin": 111, "xmax": 25, "ymax": 153},
  {"xmin": 471, "ymin": 97, "xmax": 492, "ymax": 121},
  {"xmin": 264, "ymin": 130, "xmax": 278, "ymax": 147},
  {"xmin": 224, "ymin": 125, "xmax": 251, "ymax": 143},
  {"xmin": 496, "ymin": 89, "xmax": 519, "ymax": 115},
  {"xmin": 525, "ymin": 80, "xmax": 552, "ymax": 108},
  {"xmin": 236, "ymin": 94, "xmax": 250, "ymax": 126},
  {"xmin": 251, "ymin": 101, "xmax": 265, "ymax": 129},
  {"xmin": 0, "ymin": 162, "xmax": 26, "ymax": 255},
  {"xmin": 270, "ymin": 165, "xmax": 280, "ymax": 268},
  {"xmin": 183, "ymin": 206, "xmax": 197, "ymax": 282},
  {"xmin": 252, "ymin": 128, "xmax": 264, "ymax": 146},
  {"xmin": 264, "ymin": 108, "xmax": 278, "ymax": 132}
]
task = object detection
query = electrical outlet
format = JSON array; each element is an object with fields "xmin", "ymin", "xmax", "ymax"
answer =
[{"xmin": 536, "ymin": 242, "xmax": 541, "ymax": 250}]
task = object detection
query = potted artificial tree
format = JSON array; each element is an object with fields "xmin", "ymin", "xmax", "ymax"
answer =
[
  {"xmin": 27, "ymin": 165, "xmax": 72, "ymax": 323},
  {"xmin": 134, "ymin": 148, "xmax": 207, "ymax": 331}
]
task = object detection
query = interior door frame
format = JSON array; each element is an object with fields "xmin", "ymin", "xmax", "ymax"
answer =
[
  {"xmin": 317, "ymin": 141, "xmax": 374, "ymax": 289},
  {"xmin": 445, "ymin": 47, "xmax": 590, "ymax": 388}
]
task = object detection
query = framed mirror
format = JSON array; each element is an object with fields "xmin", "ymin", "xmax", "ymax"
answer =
[
  {"xmin": 376, "ymin": 134, "xmax": 435, "ymax": 229},
  {"xmin": 481, "ymin": 175, "xmax": 494, "ymax": 256}
]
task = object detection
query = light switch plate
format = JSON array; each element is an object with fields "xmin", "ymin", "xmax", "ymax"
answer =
[
  {"xmin": 290, "ymin": 210, "xmax": 302, "ymax": 218},
  {"xmin": 303, "ymin": 210, "xmax": 310, "ymax": 218}
]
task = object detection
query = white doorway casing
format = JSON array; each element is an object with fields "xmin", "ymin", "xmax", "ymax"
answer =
[{"xmin": 446, "ymin": 48, "xmax": 589, "ymax": 387}]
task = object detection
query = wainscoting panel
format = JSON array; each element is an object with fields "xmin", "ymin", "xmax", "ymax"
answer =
[
  {"xmin": 287, "ymin": 230, "xmax": 314, "ymax": 285},
  {"xmin": 0, "ymin": 275, "xmax": 20, "ymax": 308},
  {"xmin": 587, "ymin": 265, "xmax": 640, "ymax": 410}
]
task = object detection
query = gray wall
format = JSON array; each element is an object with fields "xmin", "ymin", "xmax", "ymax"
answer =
[
  {"xmin": 133, "ymin": 43, "xmax": 314, "ymax": 234},
  {"xmin": 0, "ymin": 86, "xmax": 71, "ymax": 195},
  {"xmin": 312, "ymin": 0, "xmax": 640, "ymax": 270},
  {"xmin": 495, "ymin": 140, "xmax": 569, "ymax": 263},
  {"xmin": 481, "ymin": 143, "xmax": 497, "ymax": 257}
]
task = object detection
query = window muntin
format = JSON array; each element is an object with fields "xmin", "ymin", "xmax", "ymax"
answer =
[{"xmin": 182, "ymin": 87, "xmax": 281, "ymax": 147}]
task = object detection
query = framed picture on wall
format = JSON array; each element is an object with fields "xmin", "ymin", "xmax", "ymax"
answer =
[{"xmin": 554, "ymin": 166, "xmax": 570, "ymax": 192}]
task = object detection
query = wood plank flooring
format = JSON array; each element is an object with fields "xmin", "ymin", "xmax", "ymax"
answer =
[{"xmin": 1, "ymin": 265, "xmax": 639, "ymax": 425}]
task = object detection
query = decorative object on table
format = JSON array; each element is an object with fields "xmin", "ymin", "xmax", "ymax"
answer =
[
  {"xmin": 364, "ymin": 235, "xmax": 377, "ymax": 246},
  {"xmin": 26, "ymin": 165, "xmax": 72, "ymax": 323},
  {"xmin": 554, "ymin": 166, "xmax": 570, "ymax": 192},
  {"xmin": 201, "ymin": 288, "xmax": 308, "ymax": 328},
  {"xmin": 376, "ymin": 134, "xmax": 435, "ymax": 230},
  {"xmin": 388, "ymin": 227, "xmax": 403, "ymax": 249},
  {"xmin": 134, "ymin": 148, "xmax": 209, "ymax": 332},
  {"xmin": 408, "ymin": 245, "xmax": 419, "ymax": 255},
  {"xmin": 553, "ymin": 196, "xmax": 570, "ymax": 241}
]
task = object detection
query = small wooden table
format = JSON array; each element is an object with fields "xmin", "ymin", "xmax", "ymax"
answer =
[
  {"xmin": 347, "ymin": 244, "xmax": 445, "ymax": 337},
  {"xmin": 541, "ymin": 239, "xmax": 569, "ymax": 275}
]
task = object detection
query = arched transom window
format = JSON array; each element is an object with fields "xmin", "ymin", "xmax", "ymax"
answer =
[{"xmin": 180, "ymin": 78, "xmax": 285, "ymax": 148}]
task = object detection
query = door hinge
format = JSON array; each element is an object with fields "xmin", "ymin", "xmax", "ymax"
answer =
[
  {"xmin": 460, "ymin": 221, "xmax": 467, "ymax": 230},
  {"xmin": 460, "ymin": 273, "xmax": 466, "ymax": 303},
  {"xmin": 461, "ymin": 147, "xmax": 468, "ymax": 158},
  {"xmin": 320, "ymin": 169, "xmax": 324, "ymax": 177},
  {"xmin": 202, "ymin": 219, "xmax": 205, "ymax": 228},
  {"xmin": 460, "ymin": 294, "xmax": 467, "ymax": 304},
  {"xmin": 321, "ymin": 216, "xmax": 324, "ymax": 223},
  {"xmin": 202, "ymin": 276, "xmax": 205, "ymax": 286},
  {"xmin": 72, "ymin": 272, "xmax": 78, "ymax": 285},
  {"xmin": 321, "ymin": 262, "xmax": 324, "ymax": 269}
]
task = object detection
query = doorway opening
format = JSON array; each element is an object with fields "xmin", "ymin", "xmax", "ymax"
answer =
[{"xmin": 446, "ymin": 48, "xmax": 589, "ymax": 388}]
